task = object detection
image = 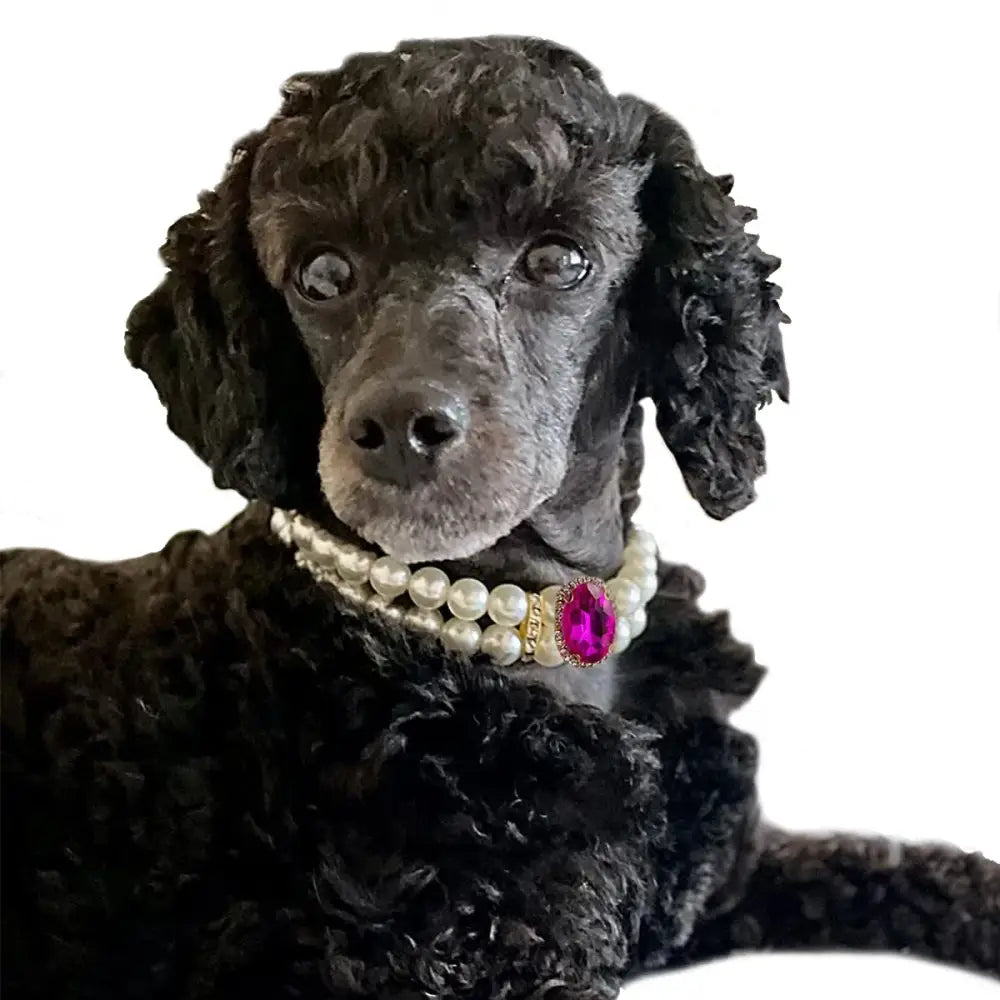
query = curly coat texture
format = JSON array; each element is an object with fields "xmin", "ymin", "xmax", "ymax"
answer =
[
  {"xmin": 3, "ymin": 509, "xmax": 997, "ymax": 998},
  {"xmin": 2, "ymin": 35, "xmax": 998, "ymax": 999}
]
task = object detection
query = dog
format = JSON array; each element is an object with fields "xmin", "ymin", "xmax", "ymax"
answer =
[{"xmin": 2, "ymin": 36, "xmax": 997, "ymax": 999}]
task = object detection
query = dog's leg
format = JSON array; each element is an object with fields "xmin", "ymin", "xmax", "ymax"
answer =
[{"xmin": 676, "ymin": 826, "xmax": 1000, "ymax": 975}]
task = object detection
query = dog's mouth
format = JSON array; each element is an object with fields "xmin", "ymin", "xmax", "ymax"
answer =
[
  {"xmin": 323, "ymin": 479, "xmax": 534, "ymax": 564},
  {"xmin": 318, "ymin": 461, "xmax": 558, "ymax": 564},
  {"xmin": 316, "ymin": 414, "xmax": 564, "ymax": 564}
]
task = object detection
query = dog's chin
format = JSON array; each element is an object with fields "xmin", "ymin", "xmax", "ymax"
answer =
[
  {"xmin": 321, "ymin": 475, "xmax": 554, "ymax": 565},
  {"xmin": 349, "ymin": 516, "xmax": 515, "ymax": 564}
]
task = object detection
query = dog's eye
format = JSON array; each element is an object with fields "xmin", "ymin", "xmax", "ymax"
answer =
[
  {"xmin": 294, "ymin": 248, "xmax": 353, "ymax": 301},
  {"xmin": 521, "ymin": 236, "xmax": 590, "ymax": 289}
]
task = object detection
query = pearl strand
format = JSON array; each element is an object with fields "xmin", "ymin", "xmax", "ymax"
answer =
[{"xmin": 271, "ymin": 509, "xmax": 658, "ymax": 668}]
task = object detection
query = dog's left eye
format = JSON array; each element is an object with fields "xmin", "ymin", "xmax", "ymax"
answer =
[
  {"xmin": 294, "ymin": 248, "xmax": 353, "ymax": 301},
  {"xmin": 521, "ymin": 236, "xmax": 590, "ymax": 289}
]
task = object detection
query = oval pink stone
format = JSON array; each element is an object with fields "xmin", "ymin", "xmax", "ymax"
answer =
[{"xmin": 559, "ymin": 581, "xmax": 617, "ymax": 665}]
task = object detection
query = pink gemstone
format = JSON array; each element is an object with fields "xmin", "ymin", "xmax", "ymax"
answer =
[{"xmin": 559, "ymin": 581, "xmax": 617, "ymax": 665}]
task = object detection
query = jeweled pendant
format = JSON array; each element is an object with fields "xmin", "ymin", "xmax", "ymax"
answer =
[{"xmin": 553, "ymin": 577, "xmax": 617, "ymax": 667}]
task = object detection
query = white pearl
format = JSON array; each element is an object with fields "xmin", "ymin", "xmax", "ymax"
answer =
[
  {"xmin": 612, "ymin": 617, "xmax": 632, "ymax": 653},
  {"xmin": 369, "ymin": 556, "xmax": 411, "ymax": 599},
  {"xmin": 404, "ymin": 607, "xmax": 444, "ymax": 635},
  {"xmin": 480, "ymin": 624, "xmax": 523, "ymax": 666},
  {"xmin": 447, "ymin": 578, "xmax": 489, "ymax": 621},
  {"xmin": 606, "ymin": 577, "xmax": 641, "ymax": 617},
  {"xmin": 408, "ymin": 567, "xmax": 450, "ymax": 609},
  {"xmin": 539, "ymin": 584, "xmax": 563, "ymax": 622},
  {"xmin": 336, "ymin": 546, "xmax": 375, "ymax": 583},
  {"xmin": 622, "ymin": 551, "xmax": 658, "ymax": 577},
  {"xmin": 627, "ymin": 528, "xmax": 658, "ymax": 555},
  {"xmin": 533, "ymin": 625, "xmax": 564, "ymax": 667},
  {"xmin": 291, "ymin": 516, "xmax": 315, "ymax": 549},
  {"xmin": 272, "ymin": 509, "xmax": 294, "ymax": 544},
  {"xmin": 636, "ymin": 573, "xmax": 658, "ymax": 602},
  {"xmin": 440, "ymin": 618, "xmax": 482, "ymax": 654},
  {"xmin": 629, "ymin": 606, "xmax": 648, "ymax": 638},
  {"xmin": 365, "ymin": 592, "xmax": 402, "ymax": 620},
  {"xmin": 334, "ymin": 579, "xmax": 369, "ymax": 604},
  {"xmin": 311, "ymin": 532, "xmax": 345, "ymax": 567},
  {"xmin": 486, "ymin": 583, "xmax": 528, "ymax": 627},
  {"xmin": 366, "ymin": 591, "xmax": 391, "ymax": 611},
  {"xmin": 618, "ymin": 561, "xmax": 655, "ymax": 592},
  {"xmin": 623, "ymin": 544, "xmax": 655, "ymax": 569}
]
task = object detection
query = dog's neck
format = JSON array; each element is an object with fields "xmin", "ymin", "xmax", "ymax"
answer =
[
  {"xmin": 281, "ymin": 504, "xmax": 636, "ymax": 702},
  {"xmin": 445, "ymin": 463, "xmax": 627, "ymax": 589},
  {"xmin": 285, "ymin": 417, "xmax": 643, "ymax": 712}
]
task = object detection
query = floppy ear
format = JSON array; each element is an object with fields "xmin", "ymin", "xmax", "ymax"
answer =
[
  {"xmin": 626, "ymin": 101, "xmax": 789, "ymax": 519},
  {"xmin": 124, "ymin": 114, "xmax": 323, "ymax": 509}
]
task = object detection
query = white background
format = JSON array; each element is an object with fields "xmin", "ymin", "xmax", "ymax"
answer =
[{"xmin": 2, "ymin": 2, "xmax": 998, "ymax": 995}]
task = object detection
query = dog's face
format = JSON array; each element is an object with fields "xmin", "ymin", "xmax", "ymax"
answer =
[
  {"xmin": 126, "ymin": 37, "xmax": 787, "ymax": 562},
  {"xmin": 245, "ymin": 57, "xmax": 646, "ymax": 560}
]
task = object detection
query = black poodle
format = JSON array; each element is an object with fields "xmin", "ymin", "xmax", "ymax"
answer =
[{"xmin": 2, "ymin": 36, "xmax": 997, "ymax": 999}]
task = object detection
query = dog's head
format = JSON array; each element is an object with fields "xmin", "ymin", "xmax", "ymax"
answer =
[{"xmin": 126, "ymin": 37, "xmax": 787, "ymax": 563}]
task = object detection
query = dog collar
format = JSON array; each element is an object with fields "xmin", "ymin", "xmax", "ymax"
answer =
[{"xmin": 270, "ymin": 508, "xmax": 658, "ymax": 668}]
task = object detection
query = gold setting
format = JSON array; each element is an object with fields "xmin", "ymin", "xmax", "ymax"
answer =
[
  {"xmin": 552, "ymin": 576, "xmax": 615, "ymax": 669},
  {"xmin": 519, "ymin": 592, "xmax": 544, "ymax": 661}
]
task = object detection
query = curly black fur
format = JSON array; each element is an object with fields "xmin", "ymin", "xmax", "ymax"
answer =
[
  {"xmin": 4, "ymin": 510, "xmax": 996, "ymax": 998},
  {"xmin": 627, "ymin": 107, "xmax": 789, "ymax": 517},
  {"xmin": 2, "ymin": 35, "xmax": 997, "ymax": 1000},
  {"xmin": 1, "ymin": 509, "xmax": 748, "ymax": 998},
  {"xmin": 125, "ymin": 131, "xmax": 323, "ymax": 510}
]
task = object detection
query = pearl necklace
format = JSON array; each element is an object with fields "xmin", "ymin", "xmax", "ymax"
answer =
[{"xmin": 270, "ymin": 509, "xmax": 659, "ymax": 669}]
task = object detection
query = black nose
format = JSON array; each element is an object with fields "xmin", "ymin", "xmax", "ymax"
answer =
[{"xmin": 345, "ymin": 380, "xmax": 470, "ymax": 487}]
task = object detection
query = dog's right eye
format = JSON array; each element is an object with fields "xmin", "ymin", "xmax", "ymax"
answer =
[
  {"xmin": 521, "ymin": 235, "xmax": 590, "ymax": 290},
  {"xmin": 294, "ymin": 248, "xmax": 353, "ymax": 301}
]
